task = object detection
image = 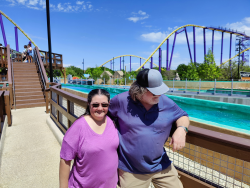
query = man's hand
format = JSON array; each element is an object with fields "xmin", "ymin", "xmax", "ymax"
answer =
[
  {"xmin": 169, "ymin": 116, "xmax": 189, "ymax": 152},
  {"xmin": 169, "ymin": 127, "xmax": 186, "ymax": 152}
]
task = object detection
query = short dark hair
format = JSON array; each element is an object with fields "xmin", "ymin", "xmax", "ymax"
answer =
[
  {"xmin": 28, "ymin": 44, "xmax": 31, "ymax": 47},
  {"xmin": 24, "ymin": 45, "xmax": 27, "ymax": 48},
  {"xmin": 83, "ymin": 89, "xmax": 110, "ymax": 115}
]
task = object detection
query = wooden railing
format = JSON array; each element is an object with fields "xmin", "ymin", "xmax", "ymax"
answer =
[
  {"xmin": 33, "ymin": 47, "xmax": 50, "ymax": 93},
  {"xmin": 6, "ymin": 45, "xmax": 13, "ymax": 107},
  {"xmin": 47, "ymin": 83, "xmax": 250, "ymax": 188},
  {"xmin": 0, "ymin": 46, "xmax": 7, "ymax": 67},
  {"xmin": 0, "ymin": 89, "xmax": 12, "ymax": 133},
  {"xmin": 39, "ymin": 50, "xmax": 63, "ymax": 70}
]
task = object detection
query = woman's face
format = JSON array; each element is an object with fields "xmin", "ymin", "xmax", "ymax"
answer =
[{"xmin": 89, "ymin": 95, "xmax": 109, "ymax": 121}]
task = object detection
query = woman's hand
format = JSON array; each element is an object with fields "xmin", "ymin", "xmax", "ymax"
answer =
[{"xmin": 59, "ymin": 158, "xmax": 71, "ymax": 188}]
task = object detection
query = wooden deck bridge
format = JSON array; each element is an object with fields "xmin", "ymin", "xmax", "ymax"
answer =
[{"xmin": 0, "ymin": 44, "xmax": 250, "ymax": 188}]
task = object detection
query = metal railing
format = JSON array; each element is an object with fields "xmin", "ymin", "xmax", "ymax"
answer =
[{"xmin": 47, "ymin": 82, "xmax": 250, "ymax": 188}]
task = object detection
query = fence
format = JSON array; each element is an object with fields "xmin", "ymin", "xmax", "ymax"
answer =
[
  {"xmin": 0, "ymin": 89, "xmax": 12, "ymax": 133},
  {"xmin": 47, "ymin": 82, "xmax": 250, "ymax": 188},
  {"xmin": 39, "ymin": 50, "xmax": 63, "ymax": 70},
  {"xmin": 164, "ymin": 79, "xmax": 250, "ymax": 96}
]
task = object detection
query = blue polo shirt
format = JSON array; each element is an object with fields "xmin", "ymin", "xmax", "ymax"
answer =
[{"xmin": 108, "ymin": 91, "xmax": 188, "ymax": 174}]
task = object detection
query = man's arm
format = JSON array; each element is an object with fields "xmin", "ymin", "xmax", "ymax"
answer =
[{"xmin": 169, "ymin": 116, "xmax": 189, "ymax": 152}]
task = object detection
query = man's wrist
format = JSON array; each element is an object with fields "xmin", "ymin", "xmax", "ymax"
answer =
[{"xmin": 177, "ymin": 126, "xmax": 188, "ymax": 133}]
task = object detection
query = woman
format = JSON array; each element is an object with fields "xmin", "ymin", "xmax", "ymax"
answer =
[
  {"xmin": 27, "ymin": 44, "xmax": 32, "ymax": 63},
  {"xmin": 59, "ymin": 89, "xmax": 119, "ymax": 188}
]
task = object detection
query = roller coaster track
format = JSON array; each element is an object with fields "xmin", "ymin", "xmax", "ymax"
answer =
[
  {"xmin": 136, "ymin": 24, "xmax": 250, "ymax": 71},
  {"xmin": 221, "ymin": 47, "xmax": 250, "ymax": 66},
  {"xmin": 0, "ymin": 10, "xmax": 39, "ymax": 49},
  {"xmin": 99, "ymin": 54, "xmax": 159, "ymax": 68}
]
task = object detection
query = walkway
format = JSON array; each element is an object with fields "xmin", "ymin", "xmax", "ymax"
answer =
[{"xmin": 0, "ymin": 107, "xmax": 61, "ymax": 188}]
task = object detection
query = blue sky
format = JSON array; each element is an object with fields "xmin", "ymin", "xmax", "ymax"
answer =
[{"xmin": 1, "ymin": 0, "xmax": 250, "ymax": 71}]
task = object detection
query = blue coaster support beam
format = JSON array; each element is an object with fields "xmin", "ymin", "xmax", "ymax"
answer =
[
  {"xmin": 184, "ymin": 27, "xmax": 192, "ymax": 62},
  {"xmin": 130, "ymin": 56, "xmax": 131, "ymax": 72},
  {"xmin": 159, "ymin": 47, "xmax": 161, "ymax": 73},
  {"xmin": 169, "ymin": 32, "xmax": 177, "ymax": 70},
  {"xmin": 220, "ymin": 32, "xmax": 224, "ymax": 65},
  {"xmin": 193, "ymin": 26, "xmax": 196, "ymax": 63},
  {"xmin": 212, "ymin": 30, "xmax": 214, "ymax": 55},
  {"xmin": 0, "ymin": 13, "xmax": 7, "ymax": 47},
  {"xmin": 120, "ymin": 57, "xmax": 121, "ymax": 71},
  {"xmin": 203, "ymin": 28, "xmax": 206, "ymax": 62},
  {"xmin": 229, "ymin": 33, "xmax": 232, "ymax": 73},
  {"xmin": 166, "ymin": 39, "xmax": 169, "ymax": 70},
  {"xmin": 150, "ymin": 57, "xmax": 153, "ymax": 69},
  {"xmin": 15, "ymin": 26, "xmax": 19, "ymax": 52}
]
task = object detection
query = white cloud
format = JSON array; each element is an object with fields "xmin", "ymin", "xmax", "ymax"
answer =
[
  {"xmin": 127, "ymin": 10, "xmax": 149, "ymax": 23},
  {"xmin": 6, "ymin": 0, "xmax": 15, "ymax": 5},
  {"xmin": 5, "ymin": 0, "xmax": 94, "ymax": 12},
  {"xmin": 28, "ymin": 0, "xmax": 38, "ymax": 6},
  {"xmin": 138, "ymin": 10, "xmax": 146, "ymax": 15},
  {"xmin": 225, "ymin": 17, "xmax": 250, "ymax": 35},
  {"xmin": 16, "ymin": 0, "xmax": 27, "ymax": 4},
  {"xmin": 141, "ymin": 27, "xmax": 227, "ymax": 44},
  {"xmin": 76, "ymin": 1, "xmax": 84, "ymax": 5},
  {"xmin": 141, "ymin": 31, "xmax": 169, "ymax": 43},
  {"xmin": 57, "ymin": 3, "xmax": 64, "ymax": 11}
]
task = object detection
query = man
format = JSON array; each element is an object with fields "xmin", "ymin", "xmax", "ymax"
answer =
[{"xmin": 108, "ymin": 68, "xmax": 189, "ymax": 188}]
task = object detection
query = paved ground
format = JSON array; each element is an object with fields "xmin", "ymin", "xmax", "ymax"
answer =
[{"xmin": 0, "ymin": 107, "xmax": 61, "ymax": 188}]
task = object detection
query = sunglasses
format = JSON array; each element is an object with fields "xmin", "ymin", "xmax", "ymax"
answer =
[{"xmin": 91, "ymin": 103, "xmax": 109, "ymax": 108}]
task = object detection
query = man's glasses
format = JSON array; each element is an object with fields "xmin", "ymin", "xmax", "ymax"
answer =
[{"xmin": 91, "ymin": 103, "xmax": 109, "ymax": 108}]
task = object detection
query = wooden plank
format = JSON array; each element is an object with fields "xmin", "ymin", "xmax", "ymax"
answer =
[
  {"xmin": 51, "ymin": 87, "xmax": 87, "ymax": 108},
  {"xmin": 50, "ymin": 113, "xmax": 67, "ymax": 134},
  {"xmin": 186, "ymin": 125, "xmax": 250, "ymax": 162},
  {"xmin": 4, "ymin": 91, "xmax": 11, "ymax": 126},
  {"xmin": 178, "ymin": 170, "xmax": 215, "ymax": 188},
  {"xmin": 50, "ymin": 100, "xmax": 76, "ymax": 123}
]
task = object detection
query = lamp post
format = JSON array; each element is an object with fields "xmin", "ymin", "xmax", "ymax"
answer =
[{"xmin": 46, "ymin": 0, "xmax": 53, "ymax": 82}]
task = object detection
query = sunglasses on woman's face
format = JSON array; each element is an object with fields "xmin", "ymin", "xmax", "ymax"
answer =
[{"xmin": 91, "ymin": 103, "xmax": 109, "ymax": 108}]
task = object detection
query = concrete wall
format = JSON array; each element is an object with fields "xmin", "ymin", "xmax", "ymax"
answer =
[{"xmin": 164, "ymin": 81, "xmax": 250, "ymax": 90}]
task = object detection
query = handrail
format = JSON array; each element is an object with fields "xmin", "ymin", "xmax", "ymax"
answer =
[
  {"xmin": 34, "ymin": 48, "xmax": 45, "ymax": 90},
  {"xmin": 6, "ymin": 45, "xmax": 13, "ymax": 107},
  {"xmin": 0, "ymin": 91, "xmax": 4, "ymax": 131},
  {"xmin": 34, "ymin": 47, "xmax": 49, "ymax": 88},
  {"xmin": 11, "ymin": 50, "xmax": 16, "ymax": 109},
  {"xmin": 7, "ymin": 45, "xmax": 12, "ymax": 85}
]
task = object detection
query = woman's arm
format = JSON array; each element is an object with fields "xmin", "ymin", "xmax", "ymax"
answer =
[{"xmin": 59, "ymin": 158, "xmax": 71, "ymax": 188}]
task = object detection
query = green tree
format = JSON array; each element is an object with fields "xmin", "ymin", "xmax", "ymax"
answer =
[
  {"xmin": 204, "ymin": 49, "xmax": 215, "ymax": 64},
  {"xmin": 91, "ymin": 67, "xmax": 103, "ymax": 79},
  {"xmin": 196, "ymin": 50, "xmax": 221, "ymax": 80},
  {"xmin": 197, "ymin": 62, "xmax": 221, "ymax": 80},
  {"xmin": 220, "ymin": 61, "xmax": 250, "ymax": 80},
  {"xmin": 176, "ymin": 63, "xmax": 199, "ymax": 80}
]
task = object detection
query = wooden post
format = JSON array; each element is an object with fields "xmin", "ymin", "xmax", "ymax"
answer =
[
  {"xmin": 4, "ymin": 91, "xmax": 11, "ymax": 126},
  {"xmin": 67, "ymin": 99, "xmax": 70, "ymax": 128},
  {"xmin": 57, "ymin": 94, "xmax": 59, "ymax": 122},
  {"xmin": 45, "ymin": 90, "xmax": 50, "ymax": 113}
]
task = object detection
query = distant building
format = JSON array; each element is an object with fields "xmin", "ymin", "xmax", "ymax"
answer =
[
  {"xmin": 67, "ymin": 74, "xmax": 72, "ymax": 81},
  {"xmin": 114, "ymin": 71, "xmax": 124, "ymax": 79},
  {"xmin": 100, "ymin": 71, "xmax": 113, "ymax": 78}
]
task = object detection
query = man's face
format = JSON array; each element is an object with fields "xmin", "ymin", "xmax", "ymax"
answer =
[{"xmin": 139, "ymin": 90, "xmax": 161, "ymax": 106}]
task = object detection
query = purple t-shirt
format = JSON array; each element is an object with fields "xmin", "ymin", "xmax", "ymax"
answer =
[{"xmin": 60, "ymin": 116, "xmax": 119, "ymax": 188}]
